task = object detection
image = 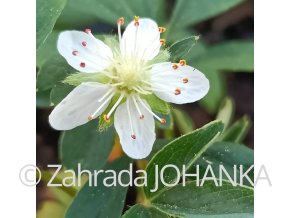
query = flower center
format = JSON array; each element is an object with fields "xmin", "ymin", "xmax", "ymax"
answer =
[{"xmin": 108, "ymin": 57, "xmax": 151, "ymax": 95}]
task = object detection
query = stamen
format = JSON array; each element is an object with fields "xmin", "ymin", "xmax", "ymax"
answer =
[
  {"xmin": 106, "ymin": 93, "xmax": 124, "ymax": 118},
  {"xmin": 111, "ymin": 82, "xmax": 125, "ymax": 87},
  {"xmin": 90, "ymin": 92, "xmax": 115, "ymax": 118},
  {"xmin": 88, "ymin": 115, "xmax": 93, "ymax": 121},
  {"xmin": 137, "ymin": 96, "xmax": 166, "ymax": 124},
  {"xmin": 134, "ymin": 16, "xmax": 140, "ymax": 26},
  {"xmin": 81, "ymin": 41, "xmax": 87, "ymax": 47},
  {"xmin": 117, "ymin": 17, "xmax": 124, "ymax": 43},
  {"xmin": 117, "ymin": 17, "xmax": 124, "ymax": 26},
  {"xmin": 85, "ymin": 28, "xmax": 91, "ymax": 34},
  {"xmin": 126, "ymin": 99, "xmax": 136, "ymax": 140},
  {"xmin": 160, "ymin": 39, "xmax": 166, "ymax": 46},
  {"xmin": 172, "ymin": 63, "xmax": 178, "ymax": 70},
  {"xmin": 159, "ymin": 27, "xmax": 166, "ymax": 33},
  {"xmin": 80, "ymin": 62, "xmax": 86, "ymax": 68},
  {"xmin": 98, "ymin": 88, "xmax": 114, "ymax": 102},
  {"xmin": 72, "ymin": 51, "xmax": 78, "ymax": 56},
  {"xmin": 179, "ymin": 59, "xmax": 186, "ymax": 66},
  {"xmin": 132, "ymin": 96, "xmax": 144, "ymax": 119},
  {"xmin": 183, "ymin": 78, "xmax": 189, "ymax": 83},
  {"xmin": 175, "ymin": 88, "xmax": 181, "ymax": 95}
]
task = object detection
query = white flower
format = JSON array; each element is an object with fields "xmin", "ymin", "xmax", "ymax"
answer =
[{"xmin": 49, "ymin": 17, "xmax": 209, "ymax": 159}]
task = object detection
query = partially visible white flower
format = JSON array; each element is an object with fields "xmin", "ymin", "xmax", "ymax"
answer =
[{"xmin": 49, "ymin": 16, "xmax": 209, "ymax": 159}]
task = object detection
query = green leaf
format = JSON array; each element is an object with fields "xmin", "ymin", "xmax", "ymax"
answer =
[
  {"xmin": 195, "ymin": 141, "xmax": 254, "ymax": 183},
  {"xmin": 144, "ymin": 120, "xmax": 224, "ymax": 199},
  {"xmin": 122, "ymin": 204, "xmax": 168, "ymax": 218},
  {"xmin": 36, "ymin": 31, "xmax": 60, "ymax": 67},
  {"xmin": 50, "ymin": 83, "xmax": 74, "ymax": 106},
  {"xmin": 198, "ymin": 69, "xmax": 226, "ymax": 114},
  {"xmin": 172, "ymin": 108, "xmax": 195, "ymax": 134},
  {"xmin": 36, "ymin": 0, "xmax": 66, "ymax": 49},
  {"xmin": 142, "ymin": 94, "xmax": 170, "ymax": 115},
  {"xmin": 152, "ymin": 181, "xmax": 253, "ymax": 218},
  {"xmin": 216, "ymin": 97, "xmax": 235, "ymax": 129},
  {"xmin": 221, "ymin": 116, "xmax": 251, "ymax": 143},
  {"xmin": 169, "ymin": 36, "xmax": 199, "ymax": 62},
  {"xmin": 60, "ymin": 119, "xmax": 115, "ymax": 172},
  {"xmin": 193, "ymin": 41, "xmax": 254, "ymax": 72},
  {"xmin": 65, "ymin": 157, "xmax": 131, "ymax": 218},
  {"xmin": 168, "ymin": 0, "xmax": 243, "ymax": 31},
  {"xmin": 57, "ymin": 0, "xmax": 165, "ymax": 29},
  {"xmin": 36, "ymin": 89, "xmax": 52, "ymax": 108},
  {"xmin": 37, "ymin": 56, "xmax": 75, "ymax": 91}
]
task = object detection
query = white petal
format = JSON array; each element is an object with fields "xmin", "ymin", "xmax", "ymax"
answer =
[
  {"xmin": 121, "ymin": 18, "xmax": 160, "ymax": 61},
  {"xmin": 150, "ymin": 62, "xmax": 210, "ymax": 104},
  {"xmin": 57, "ymin": 31, "xmax": 113, "ymax": 73},
  {"xmin": 49, "ymin": 82, "xmax": 112, "ymax": 130},
  {"xmin": 114, "ymin": 98, "xmax": 155, "ymax": 159}
]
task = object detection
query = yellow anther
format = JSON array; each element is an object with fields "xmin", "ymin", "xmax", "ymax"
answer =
[
  {"xmin": 172, "ymin": 63, "xmax": 178, "ymax": 70},
  {"xmin": 117, "ymin": 17, "xmax": 124, "ymax": 25},
  {"xmin": 158, "ymin": 27, "xmax": 166, "ymax": 33},
  {"xmin": 134, "ymin": 16, "xmax": 140, "ymax": 26},
  {"xmin": 103, "ymin": 114, "xmax": 111, "ymax": 123},
  {"xmin": 179, "ymin": 59, "xmax": 186, "ymax": 66},
  {"xmin": 160, "ymin": 39, "xmax": 166, "ymax": 46}
]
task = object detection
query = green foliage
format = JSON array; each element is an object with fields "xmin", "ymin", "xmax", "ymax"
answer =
[
  {"xmin": 37, "ymin": 56, "xmax": 74, "ymax": 91},
  {"xmin": 172, "ymin": 108, "xmax": 195, "ymax": 134},
  {"xmin": 169, "ymin": 36, "xmax": 199, "ymax": 62},
  {"xmin": 216, "ymin": 97, "xmax": 235, "ymax": 129},
  {"xmin": 65, "ymin": 157, "xmax": 131, "ymax": 218},
  {"xmin": 151, "ymin": 181, "xmax": 253, "ymax": 217},
  {"xmin": 56, "ymin": 0, "xmax": 165, "ymax": 29},
  {"xmin": 221, "ymin": 116, "xmax": 251, "ymax": 143},
  {"xmin": 167, "ymin": 0, "xmax": 243, "ymax": 32},
  {"xmin": 36, "ymin": 0, "xmax": 67, "ymax": 49},
  {"xmin": 144, "ymin": 120, "xmax": 224, "ymax": 198},
  {"xmin": 60, "ymin": 120, "xmax": 115, "ymax": 172},
  {"xmin": 122, "ymin": 204, "xmax": 168, "ymax": 218},
  {"xmin": 193, "ymin": 41, "xmax": 254, "ymax": 72},
  {"xmin": 142, "ymin": 94, "xmax": 171, "ymax": 115},
  {"xmin": 195, "ymin": 141, "xmax": 254, "ymax": 183}
]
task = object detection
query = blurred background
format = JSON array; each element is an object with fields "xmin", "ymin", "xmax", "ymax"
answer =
[{"xmin": 36, "ymin": 0, "xmax": 253, "ymax": 215}]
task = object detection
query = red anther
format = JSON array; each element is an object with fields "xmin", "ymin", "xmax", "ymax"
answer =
[
  {"xmin": 160, "ymin": 118, "xmax": 166, "ymax": 124},
  {"xmin": 179, "ymin": 59, "xmax": 186, "ymax": 66},
  {"xmin": 72, "ymin": 50, "xmax": 78, "ymax": 56},
  {"xmin": 88, "ymin": 115, "xmax": 93, "ymax": 121},
  {"xmin": 175, "ymin": 89, "xmax": 181, "ymax": 95},
  {"xmin": 172, "ymin": 63, "xmax": 178, "ymax": 70},
  {"xmin": 117, "ymin": 17, "xmax": 124, "ymax": 25},
  {"xmin": 160, "ymin": 39, "xmax": 166, "ymax": 46},
  {"xmin": 183, "ymin": 78, "xmax": 189, "ymax": 83},
  {"xmin": 134, "ymin": 22, "xmax": 139, "ymax": 26},
  {"xmin": 85, "ymin": 28, "xmax": 91, "ymax": 34},
  {"xmin": 82, "ymin": 41, "xmax": 87, "ymax": 47},
  {"xmin": 131, "ymin": 134, "xmax": 136, "ymax": 139},
  {"xmin": 80, "ymin": 62, "xmax": 86, "ymax": 68},
  {"xmin": 159, "ymin": 27, "xmax": 166, "ymax": 33},
  {"xmin": 103, "ymin": 114, "xmax": 110, "ymax": 123},
  {"xmin": 139, "ymin": 114, "xmax": 144, "ymax": 119}
]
